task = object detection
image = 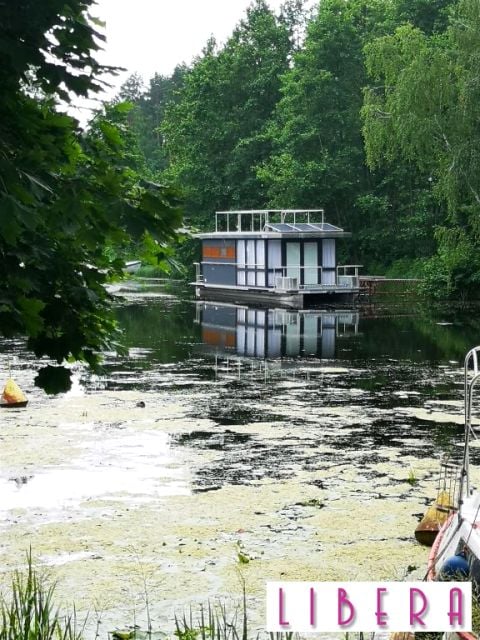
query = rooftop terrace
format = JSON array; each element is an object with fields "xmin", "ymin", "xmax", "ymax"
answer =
[{"xmin": 213, "ymin": 209, "xmax": 343, "ymax": 233}]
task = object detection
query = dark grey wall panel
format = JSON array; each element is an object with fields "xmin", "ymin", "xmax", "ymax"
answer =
[{"xmin": 203, "ymin": 264, "xmax": 236, "ymax": 286}]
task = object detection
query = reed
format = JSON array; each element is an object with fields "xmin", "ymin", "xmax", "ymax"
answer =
[{"xmin": 0, "ymin": 554, "xmax": 83, "ymax": 640}]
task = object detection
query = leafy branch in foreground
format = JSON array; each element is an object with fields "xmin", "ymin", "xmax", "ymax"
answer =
[{"xmin": 0, "ymin": 0, "xmax": 183, "ymax": 392}]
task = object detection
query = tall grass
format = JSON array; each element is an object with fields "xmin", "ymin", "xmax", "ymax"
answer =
[
  {"xmin": 0, "ymin": 558, "xmax": 378, "ymax": 640},
  {"xmin": 0, "ymin": 555, "xmax": 82, "ymax": 640},
  {"xmin": 174, "ymin": 579, "xmax": 249, "ymax": 640},
  {"xmin": 174, "ymin": 579, "xmax": 297, "ymax": 640}
]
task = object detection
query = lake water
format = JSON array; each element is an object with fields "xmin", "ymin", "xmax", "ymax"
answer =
[{"xmin": 1, "ymin": 282, "xmax": 479, "ymax": 637}]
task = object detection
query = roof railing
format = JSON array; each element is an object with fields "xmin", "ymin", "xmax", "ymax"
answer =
[{"xmin": 214, "ymin": 209, "xmax": 325, "ymax": 233}]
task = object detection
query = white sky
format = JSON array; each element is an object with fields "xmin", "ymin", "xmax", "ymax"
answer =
[{"xmin": 72, "ymin": 0, "xmax": 290, "ymax": 120}]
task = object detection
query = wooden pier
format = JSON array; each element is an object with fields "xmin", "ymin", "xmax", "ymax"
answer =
[{"xmin": 359, "ymin": 276, "xmax": 422, "ymax": 297}]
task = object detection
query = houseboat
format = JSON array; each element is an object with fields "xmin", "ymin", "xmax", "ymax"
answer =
[{"xmin": 193, "ymin": 210, "xmax": 361, "ymax": 308}]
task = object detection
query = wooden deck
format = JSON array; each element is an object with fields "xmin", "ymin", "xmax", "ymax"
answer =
[{"xmin": 359, "ymin": 276, "xmax": 423, "ymax": 297}]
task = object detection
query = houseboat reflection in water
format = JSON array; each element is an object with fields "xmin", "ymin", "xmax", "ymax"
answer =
[{"xmin": 196, "ymin": 302, "xmax": 359, "ymax": 361}]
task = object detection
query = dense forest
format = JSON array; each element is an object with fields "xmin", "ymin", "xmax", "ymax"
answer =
[{"xmin": 114, "ymin": 0, "xmax": 480, "ymax": 300}]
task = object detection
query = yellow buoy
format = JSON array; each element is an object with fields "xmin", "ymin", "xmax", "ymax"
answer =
[
  {"xmin": 2, "ymin": 378, "xmax": 27, "ymax": 405},
  {"xmin": 414, "ymin": 490, "xmax": 454, "ymax": 546}
]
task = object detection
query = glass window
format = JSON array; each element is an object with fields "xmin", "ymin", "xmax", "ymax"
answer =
[
  {"xmin": 256, "ymin": 240, "xmax": 265, "ymax": 267},
  {"xmin": 237, "ymin": 240, "xmax": 245, "ymax": 267},
  {"xmin": 304, "ymin": 242, "xmax": 318, "ymax": 286},
  {"xmin": 246, "ymin": 240, "xmax": 255, "ymax": 267},
  {"xmin": 322, "ymin": 239, "xmax": 336, "ymax": 268},
  {"xmin": 268, "ymin": 240, "xmax": 281, "ymax": 268},
  {"xmin": 322, "ymin": 270, "xmax": 336, "ymax": 285},
  {"xmin": 286, "ymin": 242, "xmax": 301, "ymax": 282}
]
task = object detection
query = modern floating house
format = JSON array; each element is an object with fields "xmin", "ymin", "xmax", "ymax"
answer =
[{"xmin": 193, "ymin": 210, "xmax": 360, "ymax": 307}]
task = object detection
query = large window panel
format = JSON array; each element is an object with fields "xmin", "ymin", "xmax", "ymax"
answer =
[
  {"xmin": 286, "ymin": 242, "xmax": 301, "ymax": 283},
  {"xmin": 268, "ymin": 240, "xmax": 282, "ymax": 286},
  {"xmin": 322, "ymin": 239, "xmax": 336, "ymax": 268},
  {"xmin": 256, "ymin": 240, "xmax": 265, "ymax": 267},
  {"xmin": 304, "ymin": 242, "xmax": 318, "ymax": 286},
  {"xmin": 322, "ymin": 270, "xmax": 336, "ymax": 285},
  {"xmin": 237, "ymin": 240, "xmax": 245, "ymax": 268},
  {"xmin": 268, "ymin": 240, "xmax": 282, "ymax": 268},
  {"xmin": 257, "ymin": 271, "xmax": 265, "ymax": 287},
  {"xmin": 246, "ymin": 240, "xmax": 256, "ymax": 267}
]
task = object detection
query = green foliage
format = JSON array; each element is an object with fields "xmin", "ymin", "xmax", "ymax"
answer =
[
  {"xmin": 0, "ymin": 0, "xmax": 183, "ymax": 392},
  {"xmin": 421, "ymin": 226, "xmax": 480, "ymax": 300},
  {"xmin": 394, "ymin": 0, "xmax": 453, "ymax": 34},
  {"xmin": 161, "ymin": 0, "xmax": 292, "ymax": 225},
  {"xmin": 0, "ymin": 553, "xmax": 82, "ymax": 640},
  {"xmin": 407, "ymin": 467, "xmax": 418, "ymax": 485},
  {"xmin": 363, "ymin": 0, "xmax": 480, "ymax": 297},
  {"xmin": 258, "ymin": 0, "xmax": 444, "ymax": 272},
  {"xmin": 174, "ymin": 579, "xmax": 253, "ymax": 640},
  {"xmin": 259, "ymin": 0, "xmax": 390, "ymax": 215},
  {"xmin": 105, "ymin": 0, "xmax": 477, "ymax": 299},
  {"xmin": 115, "ymin": 68, "xmax": 187, "ymax": 174}
]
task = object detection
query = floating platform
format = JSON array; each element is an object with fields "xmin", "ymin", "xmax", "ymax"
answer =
[
  {"xmin": 193, "ymin": 209, "xmax": 361, "ymax": 308},
  {"xmin": 195, "ymin": 283, "xmax": 359, "ymax": 308}
]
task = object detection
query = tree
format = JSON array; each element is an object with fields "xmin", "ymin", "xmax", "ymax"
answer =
[
  {"xmin": 161, "ymin": 0, "xmax": 292, "ymax": 226},
  {"xmin": 121, "ymin": 68, "xmax": 187, "ymax": 174},
  {"xmin": 0, "ymin": 1, "xmax": 182, "ymax": 392},
  {"xmin": 258, "ymin": 1, "xmax": 393, "ymax": 235},
  {"xmin": 394, "ymin": 0, "xmax": 452, "ymax": 34},
  {"xmin": 362, "ymin": 0, "xmax": 480, "ymax": 296},
  {"xmin": 259, "ymin": 0, "xmax": 452, "ymax": 272}
]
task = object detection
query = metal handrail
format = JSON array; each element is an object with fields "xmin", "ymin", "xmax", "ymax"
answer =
[
  {"xmin": 214, "ymin": 209, "xmax": 326, "ymax": 233},
  {"xmin": 197, "ymin": 262, "xmax": 360, "ymax": 289},
  {"xmin": 460, "ymin": 347, "xmax": 480, "ymax": 504}
]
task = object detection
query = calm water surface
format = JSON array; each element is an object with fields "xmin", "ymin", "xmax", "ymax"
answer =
[
  {"xmin": 105, "ymin": 287, "xmax": 480, "ymax": 471},
  {"xmin": 1, "ymin": 282, "xmax": 480, "ymax": 634}
]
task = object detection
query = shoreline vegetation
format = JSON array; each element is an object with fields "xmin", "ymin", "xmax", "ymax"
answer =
[
  {"xmin": 6, "ymin": 556, "xmax": 478, "ymax": 639},
  {"xmin": 0, "ymin": 557, "xmax": 273, "ymax": 640},
  {"xmin": 116, "ymin": 0, "xmax": 480, "ymax": 303}
]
